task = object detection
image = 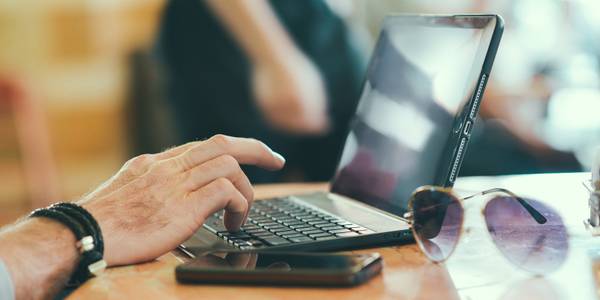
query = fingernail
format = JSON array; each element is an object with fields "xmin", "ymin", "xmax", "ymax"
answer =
[
  {"xmin": 272, "ymin": 151, "xmax": 286, "ymax": 164},
  {"xmin": 265, "ymin": 144, "xmax": 286, "ymax": 164}
]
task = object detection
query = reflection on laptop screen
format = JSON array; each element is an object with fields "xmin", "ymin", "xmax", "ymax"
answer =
[{"xmin": 330, "ymin": 15, "xmax": 496, "ymax": 215}]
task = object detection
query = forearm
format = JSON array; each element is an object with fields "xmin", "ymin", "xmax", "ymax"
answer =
[
  {"xmin": 204, "ymin": 0, "xmax": 298, "ymax": 65},
  {"xmin": 0, "ymin": 218, "xmax": 78, "ymax": 300}
]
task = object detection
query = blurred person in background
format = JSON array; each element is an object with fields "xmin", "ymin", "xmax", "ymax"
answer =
[
  {"xmin": 0, "ymin": 76, "xmax": 61, "ymax": 207},
  {"xmin": 353, "ymin": 0, "xmax": 584, "ymax": 175},
  {"xmin": 460, "ymin": 0, "xmax": 585, "ymax": 175},
  {"xmin": 156, "ymin": 0, "xmax": 366, "ymax": 183}
]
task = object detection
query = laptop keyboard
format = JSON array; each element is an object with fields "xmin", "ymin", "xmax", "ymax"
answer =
[{"xmin": 203, "ymin": 197, "xmax": 375, "ymax": 250}]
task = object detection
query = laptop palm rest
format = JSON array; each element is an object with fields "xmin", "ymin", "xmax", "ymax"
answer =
[{"xmin": 293, "ymin": 192, "xmax": 410, "ymax": 232}]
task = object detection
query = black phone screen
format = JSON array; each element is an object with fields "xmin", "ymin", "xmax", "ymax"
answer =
[
  {"xmin": 176, "ymin": 252, "xmax": 383, "ymax": 286},
  {"xmin": 184, "ymin": 252, "xmax": 375, "ymax": 272}
]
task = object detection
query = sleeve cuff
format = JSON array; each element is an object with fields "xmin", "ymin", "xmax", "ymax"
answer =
[{"xmin": 0, "ymin": 257, "xmax": 15, "ymax": 300}]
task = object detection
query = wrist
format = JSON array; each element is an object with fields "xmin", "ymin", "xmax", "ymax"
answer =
[
  {"xmin": 79, "ymin": 199, "xmax": 114, "ymax": 264},
  {"xmin": 43, "ymin": 202, "xmax": 107, "ymax": 284},
  {"xmin": 0, "ymin": 218, "xmax": 78, "ymax": 299}
]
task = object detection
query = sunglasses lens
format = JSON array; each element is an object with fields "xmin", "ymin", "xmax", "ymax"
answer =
[
  {"xmin": 484, "ymin": 196, "xmax": 569, "ymax": 274},
  {"xmin": 412, "ymin": 189, "xmax": 463, "ymax": 262}
]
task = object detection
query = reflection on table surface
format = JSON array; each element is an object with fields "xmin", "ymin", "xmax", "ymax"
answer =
[{"xmin": 64, "ymin": 173, "xmax": 599, "ymax": 299}]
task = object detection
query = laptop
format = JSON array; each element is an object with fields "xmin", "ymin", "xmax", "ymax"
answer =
[{"xmin": 181, "ymin": 14, "xmax": 504, "ymax": 256}]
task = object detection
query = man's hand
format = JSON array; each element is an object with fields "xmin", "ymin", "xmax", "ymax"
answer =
[
  {"xmin": 252, "ymin": 53, "xmax": 330, "ymax": 135},
  {"xmin": 0, "ymin": 135, "xmax": 284, "ymax": 299},
  {"xmin": 78, "ymin": 135, "xmax": 285, "ymax": 266}
]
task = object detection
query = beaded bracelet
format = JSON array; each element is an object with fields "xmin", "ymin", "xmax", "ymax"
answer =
[{"xmin": 30, "ymin": 203, "xmax": 106, "ymax": 285}]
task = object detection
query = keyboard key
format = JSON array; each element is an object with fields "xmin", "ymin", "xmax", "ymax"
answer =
[
  {"xmin": 349, "ymin": 226, "xmax": 367, "ymax": 231},
  {"xmin": 314, "ymin": 223, "xmax": 335, "ymax": 228},
  {"xmin": 282, "ymin": 233, "xmax": 305, "ymax": 239},
  {"xmin": 336, "ymin": 221, "xmax": 354, "ymax": 226},
  {"xmin": 251, "ymin": 219, "xmax": 269, "ymax": 224},
  {"xmin": 294, "ymin": 213, "xmax": 312, "ymax": 218},
  {"xmin": 330, "ymin": 228, "xmax": 351, "ymax": 234},
  {"xmin": 259, "ymin": 222, "xmax": 279, "ymax": 227},
  {"xmin": 267, "ymin": 213, "xmax": 288, "ymax": 219},
  {"xmin": 321, "ymin": 226, "xmax": 344, "ymax": 231},
  {"xmin": 253, "ymin": 232, "xmax": 277, "ymax": 238},
  {"xmin": 230, "ymin": 238, "xmax": 251, "ymax": 245},
  {"xmin": 244, "ymin": 228, "xmax": 267, "ymax": 234},
  {"xmin": 265, "ymin": 225, "xmax": 287, "ymax": 231},
  {"xmin": 321, "ymin": 225, "xmax": 346, "ymax": 231},
  {"xmin": 344, "ymin": 224, "xmax": 362, "ymax": 229},
  {"xmin": 308, "ymin": 220, "xmax": 329, "ymax": 225},
  {"xmin": 301, "ymin": 217, "xmax": 322, "ymax": 222},
  {"xmin": 282, "ymin": 220, "xmax": 305, "ymax": 226},
  {"xmin": 246, "ymin": 239, "xmax": 264, "ymax": 246},
  {"xmin": 356, "ymin": 229, "xmax": 375, "ymax": 234},
  {"xmin": 327, "ymin": 218, "xmax": 344, "ymax": 223},
  {"xmin": 301, "ymin": 229, "xmax": 324, "ymax": 235},
  {"xmin": 309, "ymin": 233, "xmax": 333, "ymax": 238},
  {"xmin": 290, "ymin": 224, "xmax": 312, "ymax": 230},
  {"xmin": 270, "ymin": 227, "xmax": 292, "ymax": 233},
  {"xmin": 276, "ymin": 230, "xmax": 298, "ymax": 236},
  {"xmin": 261, "ymin": 236, "xmax": 291, "ymax": 246},
  {"xmin": 315, "ymin": 235, "xmax": 337, "ymax": 241},
  {"xmin": 204, "ymin": 222, "xmax": 227, "ymax": 233},
  {"xmin": 217, "ymin": 230, "xmax": 245, "ymax": 237},
  {"xmin": 336, "ymin": 231, "xmax": 360, "ymax": 237},
  {"xmin": 290, "ymin": 236, "xmax": 314, "ymax": 243},
  {"xmin": 228, "ymin": 232, "xmax": 252, "ymax": 239}
]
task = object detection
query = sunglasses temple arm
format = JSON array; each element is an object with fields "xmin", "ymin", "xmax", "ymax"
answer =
[{"xmin": 462, "ymin": 188, "xmax": 547, "ymax": 224}]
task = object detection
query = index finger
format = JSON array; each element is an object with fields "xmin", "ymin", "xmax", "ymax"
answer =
[{"xmin": 175, "ymin": 135, "xmax": 286, "ymax": 172}]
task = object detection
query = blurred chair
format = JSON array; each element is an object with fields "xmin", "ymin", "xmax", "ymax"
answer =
[
  {"xmin": 125, "ymin": 50, "xmax": 177, "ymax": 157},
  {"xmin": 0, "ymin": 76, "xmax": 61, "ymax": 208}
]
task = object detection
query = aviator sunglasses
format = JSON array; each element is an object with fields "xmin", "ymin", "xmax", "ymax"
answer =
[{"xmin": 403, "ymin": 186, "xmax": 569, "ymax": 274}]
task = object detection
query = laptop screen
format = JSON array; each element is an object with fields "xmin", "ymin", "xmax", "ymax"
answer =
[{"xmin": 330, "ymin": 15, "xmax": 497, "ymax": 216}]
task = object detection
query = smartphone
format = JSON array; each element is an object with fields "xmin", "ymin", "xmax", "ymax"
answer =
[{"xmin": 175, "ymin": 251, "xmax": 382, "ymax": 287}]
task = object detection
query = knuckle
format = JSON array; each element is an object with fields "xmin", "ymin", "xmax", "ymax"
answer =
[
  {"xmin": 131, "ymin": 176, "xmax": 151, "ymax": 190},
  {"xmin": 256, "ymin": 140, "xmax": 271, "ymax": 154},
  {"xmin": 209, "ymin": 134, "xmax": 233, "ymax": 151},
  {"xmin": 216, "ymin": 154, "xmax": 239, "ymax": 169},
  {"xmin": 247, "ymin": 137, "xmax": 260, "ymax": 145},
  {"xmin": 213, "ymin": 177, "xmax": 234, "ymax": 191},
  {"xmin": 177, "ymin": 147, "xmax": 198, "ymax": 170},
  {"xmin": 235, "ymin": 167, "xmax": 246, "ymax": 179},
  {"xmin": 149, "ymin": 161, "xmax": 171, "ymax": 175},
  {"xmin": 142, "ymin": 172, "xmax": 160, "ymax": 186},
  {"xmin": 174, "ymin": 156, "xmax": 188, "ymax": 171},
  {"xmin": 117, "ymin": 166, "xmax": 135, "ymax": 178},
  {"xmin": 126, "ymin": 154, "xmax": 154, "ymax": 172}
]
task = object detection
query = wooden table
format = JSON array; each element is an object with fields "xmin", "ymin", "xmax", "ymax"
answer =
[{"xmin": 60, "ymin": 173, "xmax": 598, "ymax": 299}]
